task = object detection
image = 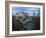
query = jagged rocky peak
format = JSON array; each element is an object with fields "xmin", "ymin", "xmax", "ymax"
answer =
[{"xmin": 15, "ymin": 12, "xmax": 32, "ymax": 24}]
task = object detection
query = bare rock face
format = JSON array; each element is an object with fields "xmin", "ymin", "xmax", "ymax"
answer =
[
  {"xmin": 15, "ymin": 12, "xmax": 32, "ymax": 24},
  {"xmin": 14, "ymin": 12, "xmax": 33, "ymax": 30}
]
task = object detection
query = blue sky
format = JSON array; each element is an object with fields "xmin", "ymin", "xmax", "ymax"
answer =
[{"xmin": 12, "ymin": 6, "xmax": 40, "ymax": 16}]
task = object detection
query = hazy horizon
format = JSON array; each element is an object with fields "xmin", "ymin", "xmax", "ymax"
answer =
[{"xmin": 12, "ymin": 6, "xmax": 40, "ymax": 16}]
